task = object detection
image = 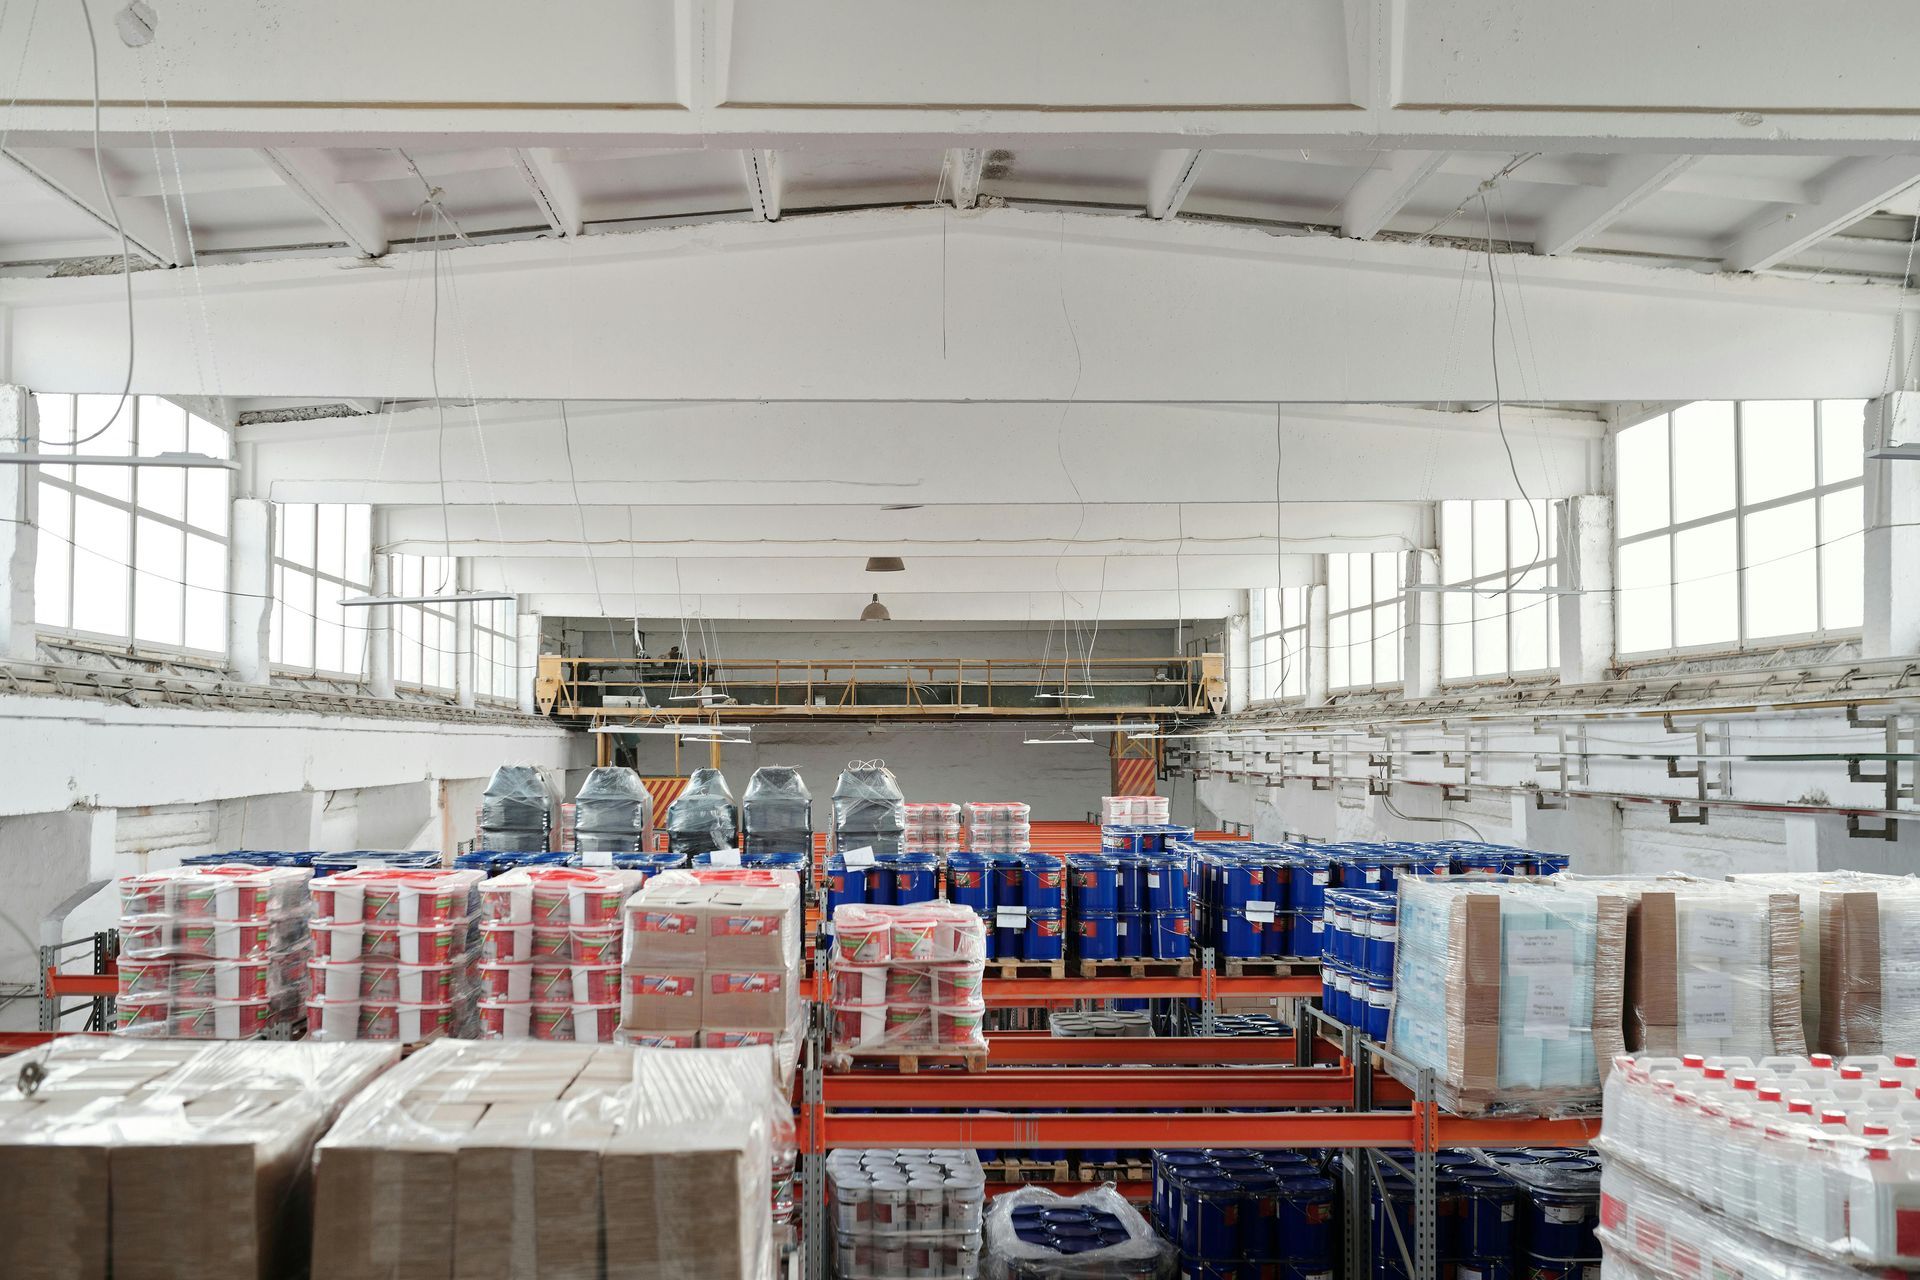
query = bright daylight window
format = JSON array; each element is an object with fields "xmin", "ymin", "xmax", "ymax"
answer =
[
  {"xmin": 1249, "ymin": 585, "xmax": 1308, "ymax": 702},
  {"xmin": 1438, "ymin": 499, "xmax": 1559, "ymax": 680},
  {"xmin": 473, "ymin": 597, "xmax": 518, "ymax": 702},
  {"xmin": 390, "ymin": 553, "xmax": 458, "ymax": 693},
  {"xmin": 270, "ymin": 503, "xmax": 371, "ymax": 676},
  {"xmin": 32, "ymin": 394, "xmax": 230, "ymax": 655},
  {"xmin": 1328, "ymin": 551, "xmax": 1403, "ymax": 690},
  {"xmin": 1614, "ymin": 401, "xmax": 1864, "ymax": 655}
]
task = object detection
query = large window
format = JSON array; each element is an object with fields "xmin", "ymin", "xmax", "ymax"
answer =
[
  {"xmin": 1249, "ymin": 586, "xmax": 1308, "ymax": 701},
  {"xmin": 1438, "ymin": 499, "xmax": 1559, "ymax": 680},
  {"xmin": 1328, "ymin": 551, "xmax": 1403, "ymax": 689},
  {"xmin": 1615, "ymin": 401, "xmax": 1864, "ymax": 655},
  {"xmin": 473, "ymin": 597, "xmax": 518, "ymax": 702},
  {"xmin": 270, "ymin": 503, "xmax": 371, "ymax": 676},
  {"xmin": 32, "ymin": 394, "xmax": 230, "ymax": 655},
  {"xmin": 390, "ymin": 553, "xmax": 458, "ymax": 692}
]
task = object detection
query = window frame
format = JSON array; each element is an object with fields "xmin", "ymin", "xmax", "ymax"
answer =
[
  {"xmin": 1327, "ymin": 550, "xmax": 1404, "ymax": 692},
  {"xmin": 1613, "ymin": 400, "xmax": 1864, "ymax": 658},
  {"xmin": 471, "ymin": 596, "xmax": 519, "ymax": 704},
  {"xmin": 269, "ymin": 502, "xmax": 372, "ymax": 678},
  {"xmin": 1248, "ymin": 585, "xmax": 1309, "ymax": 704},
  {"xmin": 389, "ymin": 553, "xmax": 460, "ymax": 694},
  {"xmin": 1437, "ymin": 498, "xmax": 1560, "ymax": 683}
]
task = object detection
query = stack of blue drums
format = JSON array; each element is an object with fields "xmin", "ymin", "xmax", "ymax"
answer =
[
  {"xmin": 824, "ymin": 851, "xmax": 944, "ymax": 928},
  {"xmin": 1434, "ymin": 841, "xmax": 1572, "ymax": 878},
  {"xmin": 1067, "ymin": 850, "xmax": 1192, "ymax": 963},
  {"xmin": 452, "ymin": 848, "xmax": 572, "ymax": 876},
  {"xmin": 187, "ymin": 849, "xmax": 444, "ymax": 873},
  {"xmin": 1478, "ymin": 1149, "xmax": 1602, "ymax": 1278},
  {"xmin": 940, "ymin": 852, "xmax": 1067, "ymax": 963},
  {"xmin": 563, "ymin": 849, "xmax": 685, "ymax": 876},
  {"xmin": 1099, "ymin": 823, "xmax": 1196, "ymax": 856},
  {"xmin": 1318, "ymin": 887, "xmax": 1397, "ymax": 1040},
  {"xmin": 1360, "ymin": 1146, "xmax": 1598, "ymax": 1280},
  {"xmin": 1187, "ymin": 842, "xmax": 1302, "ymax": 960},
  {"xmin": 1152, "ymin": 1150, "xmax": 1336, "ymax": 1280}
]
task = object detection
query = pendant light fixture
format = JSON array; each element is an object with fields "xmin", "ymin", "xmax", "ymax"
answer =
[
  {"xmin": 859, "ymin": 594, "xmax": 892, "ymax": 622},
  {"xmin": 864, "ymin": 556, "xmax": 906, "ymax": 572}
]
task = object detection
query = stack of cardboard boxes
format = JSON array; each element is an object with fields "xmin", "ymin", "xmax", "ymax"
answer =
[{"xmin": 619, "ymin": 869, "xmax": 804, "ymax": 1050}]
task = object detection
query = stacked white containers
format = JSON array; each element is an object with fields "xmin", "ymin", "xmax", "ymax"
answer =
[
  {"xmin": 962, "ymin": 803, "xmax": 1031, "ymax": 854},
  {"xmin": 829, "ymin": 902, "xmax": 987, "ymax": 1064},
  {"xmin": 305, "ymin": 868, "xmax": 483, "ymax": 1041},
  {"xmin": 474, "ymin": 866, "xmax": 647, "ymax": 1041},
  {"xmin": 827, "ymin": 1148, "xmax": 986, "ymax": 1280},
  {"xmin": 114, "ymin": 864, "xmax": 314, "ymax": 1038},
  {"xmin": 1598, "ymin": 1051, "xmax": 1920, "ymax": 1270},
  {"xmin": 1101, "ymin": 796, "xmax": 1168, "ymax": 825},
  {"xmin": 902, "ymin": 803, "xmax": 963, "ymax": 856}
]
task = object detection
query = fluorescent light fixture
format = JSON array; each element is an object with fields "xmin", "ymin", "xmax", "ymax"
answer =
[
  {"xmin": 341, "ymin": 590, "xmax": 516, "ymax": 607},
  {"xmin": 1405, "ymin": 583, "xmax": 1571, "ymax": 597},
  {"xmin": 1033, "ymin": 691, "xmax": 1095, "ymax": 700},
  {"xmin": 1070, "ymin": 722, "xmax": 1159, "ymax": 734},
  {"xmin": 0, "ymin": 451, "xmax": 238, "ymax": 470},
  {"xmin": 1023, "ymin": 729, "xmax": 1093, "ymax": 745},
  {"xmin": 591, "ymin": 724, "xmax": 751, "ymax": 740},
  {"xmin": 1867, "ymin": 444, "xmax": 1920, "ymax": 460}
]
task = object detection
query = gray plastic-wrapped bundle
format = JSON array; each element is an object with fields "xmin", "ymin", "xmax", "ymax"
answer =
[
  {"xmin": 574, "ymin": 767, "xmax": 656, "ymax": 855},
  {"xmin": 479, "ymin": 764, "xmax": 552, "ymax": 852},
  {"xmin": 982, "ymin": 1186, "xmax": 1175, "ymax": 1280},
  {"xmin": 312, "ymin": 1039, "xmax": 792, "ymax": 1280},
  {"xmin": 667, "ymin": 767, "xmax": 739, "ymax": 856},
  {"xmin": 742, "ymin": 766, "xmax": 812, "ymax": 855},
  {"xmin": 833, "ymin": 760, "xmax": 906, "ymax": 856}
]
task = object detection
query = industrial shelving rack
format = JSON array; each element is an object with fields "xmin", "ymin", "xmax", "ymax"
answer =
[{"xmin": 797, "ymin": 947, "xmax": 1597, "ymax": 1280}]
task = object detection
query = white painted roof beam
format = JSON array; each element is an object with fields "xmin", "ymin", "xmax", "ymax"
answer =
[
  {"xmin": 1721, "ymin": 156, "xmax": 1920, "ymax": 273},
  {"xmin": 1532, "ymin": 154, "xmax": 1698, "ymax": 256},
  {"xmin": 945, "ymin": 148, "xmax": 984, "ymax": 209},
  {"xmin": 1339, "ymin": 151, "xmax": 1446, "ymax": 240},
  {"xmin": 1146, "ymin": 150, "xmax": 1207, "ymax": 219},
  {"xmin": 509, "ymin": 148, "xmax": 583, "ymax": 238},
  {"xmin": 743, "ymin": 149, "xmax": 782, "ymax": 221},
  {"xmin": 1, "ymin": 148, "xmax": 183, "ymax": 265},
  {"xmin": 256, "ymin": 148, "xmax": 390, "ymax": 258}
]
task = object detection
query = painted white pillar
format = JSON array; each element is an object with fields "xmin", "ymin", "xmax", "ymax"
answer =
[
  {"xmin": 1304, "ymin": 580, "xmax": 1330, "ymax": 707},
  {"xmin": 1556, "ymin": 494, "xmax": 1616, "ymax": 684},
  {"xmin": 516, "ymin": 606, "xmax": 542, "ymax": 715},
  {"xmin": 1226, "ymin": 602, "xmax": 1250, "ymax": 713},
  {"xmin": 1866, "ymin": 393, "xmax": 1920, "ymax": 659},
  {"xmin": 227, "ymin": 499, "xmax": 273, "ymax": 684},
  {"xmin": 454, "ymin": 559, "xmax": 477, "ymax": 709},
  {"xmin": 0, "ymin": 387, "xmax": 39, "ymax": 662},
  {"xmin": 1401, "ymin": 547, "xmax": 1440, "ymax": 699},
  {"xmin": 365, "ymin": 551, "xmax": 395, "ymax": 699}
]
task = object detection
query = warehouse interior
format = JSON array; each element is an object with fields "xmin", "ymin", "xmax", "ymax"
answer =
[{"xmin": 3, "ymin": 5, "xmax": 1920, "ymax": 1279}]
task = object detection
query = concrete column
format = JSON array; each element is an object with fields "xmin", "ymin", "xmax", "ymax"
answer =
[
  {"xmin": 1866, "ymin": 393, "xmax": 1920, "ymax": 659},
  {"xmin": 1401, "ymin": 547, "xmax": 1440, "ymax": 699},
  {"xmin": 0, "ymin": 387, "xmax": 39, "ymax": 662},
  {"xmin": 1556, "ymin": 494, "xmax": 1616, "ymax": 684},
  {"xmin": 1226, "ymin": 601, "xmax": 1250, "ymax": 713},
  {"xmin": 1304, "ymin": 579, "xmax": 1330, "ymax": 707},
  {"xmin": 516, "ymin": 606, "xmax": 542, "ymax": 715},
  {"xmin": 366, "ymin": 552, "xmax": 395, "ymax": 698},
  {"xmin": 454, "ymin": 560, "xmax": 477, "ymax": 709},
  {"xmin": 227, "ymin": 499, "xmax": 273, "ymax": 684}
]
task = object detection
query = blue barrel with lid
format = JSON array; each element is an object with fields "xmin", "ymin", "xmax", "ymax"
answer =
[
  {"xmin": 1182, "ymin": 1177, "xmax": 1244, "ymax": 1258},
  {"xmin": 1024, "ymin": 909, "xmax": 1065, "ymax": 961},
  {"xmin": 1364, "ymin": 978, "xmax": 1393, "ymax": 1040},
  {"xmin": 945, "ymin": 851, "xmax": 994, "ymax": 914},
  {"xmin": 889, "ymin": 851, "xmax": 939, "ymax": 904},
  {"xmin": 993, "ymin": 854, "xmax": 1025, "ymax": 908},
  {"xmin": 1152, "ymin": 911, "xmax": 1191, "ymax": 959},
  {"xmin": 1067, "ymin": 854, "xmax": 1122, "ymax": 913},
  {"xmin": 1217, "ymin": 856, "xmax": 1265, "ymax": 910},
  {"xmin": 1144, "ymin": 854, "xmax": 1192, "ymax": 913},
  {"xmin": 1076, "ymin": 911, "xmax": 1119, "ymax": 961},
  {"xmin": 1454, "ymin": 1170, "xmax": 1518, "ymax": 1261},
  {"xmin": 1274, "ymin": 1172, "xmax": 1336, "ymax": 1264},
  {"xmin": 1289, "ymin": 854, "xmax": 1332, "ymax": 918},
  {"xmin": 1452, "ymin": 850, "xmax": 1505, "ymax": 877},
  {"xmin": 1021, "ymin": 854, "xmax": 1066, "ymax": 912},
  {"xmin": 1364, "ymin": 900, "xmax": 1399, "ymax": 977},
  {"xmin": 1115, "ymin": 853, "xmax": 1149, "ymax": 913},
  {"xmin": 1221, "ymin": 909, "xmax": 1262, "ymax": 958},
  {"xmin": 1288, "ymin": 910, "xmax": 1324, "ymax": 957}
]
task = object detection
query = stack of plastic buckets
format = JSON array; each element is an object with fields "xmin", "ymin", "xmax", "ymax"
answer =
[
  {"xmin": 1318, "ymin": 887, "xmax": 1397, "ymax": 1040},
  {"xmin": 1152, "ymin": 1150, "xmax": 1336, "ymax": 1280}
]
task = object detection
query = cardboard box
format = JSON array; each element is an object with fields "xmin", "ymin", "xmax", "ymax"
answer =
[
  {"xmin": 0, "ymin": 1039, "xmax": 396, "ymax": 1280},
  {"xmin": 1623, "ymin": 885, "xmax": 1804, "ymax": 1058},
  {"xmin": 705, "ymin": 886, "xmax": 798, "ymax": 969},
  {"xmin": 703, "ymin": 969, "xmax": 794, "ymax": 1032},
  {"xmin": 622, "ymin": 968, "xmax": 703, "ymax": 1030},
  {"xmin": 622, "ymin": 896, "xmax": 708, "ymax": 966}
]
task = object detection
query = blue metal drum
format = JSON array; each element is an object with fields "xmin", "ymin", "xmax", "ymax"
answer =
[
  {"xmin": 1068, "ymin": 854, "xmax": 1122, "ymax": 913},
  {"xmin": 1153, "ymin": 911, "xmax": 1192, "ymax": 960},
  {"xmin": 1024, "ymin": 909, "xmax": 1065, "ymax": 961},
  {"xmin": 1145, "ymin": 854, "xmax": 1192, "ymax": 913},
  {"xmin": 890, "ymin": 852, "xmax": 939, "ymax": 904},
  {"xmin": 1077, "ymin": 911, "xmax": 1119, "ymax": 961},
  {"xmin": 945, "ymin": 851, "xmax": 994, "ymax": 914},
  {"xmin": 1021, "ymin": 854, "xmax": 1066, "ymax": 912},
  {"xmin": 993, "ymin": 854, "xmax": 1026, "ymax": 908}
]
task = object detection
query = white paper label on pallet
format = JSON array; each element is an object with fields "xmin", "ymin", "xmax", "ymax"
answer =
[
  {"xmin": 1507, "ymin": 930, "xmax": 1575, "ymax": 968},
  {"xmin": 1523, "ymin": 970, "xmax": 1574, "ymax": 1040},
  {"xmin": 1146, "ymin": 873, "xmax": 1162, "ymax": 889},
  {"xmin": 1682, "ymin": 973, "xmax": 1735, "ymax": 1038},
  {"xmin": 1245, "ymin": 900, "xmax": 1277, "ymax": 923},
  {"xmin": 581, "ymin": 851, "xmax": 614, "ymax": 868},
  {"xmin": 709, "ymin": 848, "xmax": 742, "ymax": 867},
  {"xmin": 1688, "ymin": 910, "xmax": 1746, "ymax": 957},
  {"xmin": 842, "ymin": 847, "xmax": 876, "ymax": 869},
  {"xmin": 996, "ymin": 907, "xmax": 1028, "ymax": 930}
]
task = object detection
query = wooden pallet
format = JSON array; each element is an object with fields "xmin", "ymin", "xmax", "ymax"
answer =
[
  {"xmin": 1074, "ymin": 958, "xmax": 1195, "ymax": 979},
  {"xmin": 1221, "ymin": 957, "xmax": 1320, "ymax": 978},
  {"xmin": 833, "ymin": 1049, "xmax": 990, "ymax": 1073},
  {"xmin": 984, "ymin": 1159, "xmax": 1072, "ymax": 1184},
  {"xmin": 986, "ymin": 959, "xmax": 1066, "ymax": 980},
  {"xmin": 1074, "ymin": 1158, "xmax": 1152, "ymax": 1183}
]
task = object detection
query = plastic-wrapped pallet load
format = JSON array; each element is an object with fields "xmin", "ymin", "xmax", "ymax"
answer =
[
  {"xmin": 1389, "ymin": 876, "xmax": 1629, "ymax": 1116},
  {"xmin": 828, "ymin": 901, "xmax": 987, "ymax": 1066},
  {"xmin": 666, "ymin": 766, "xmax": 739, "ymax": 856},
  {"xmin": 115, "ymin": 863, "xmax": 315, "ymax": 1038},
  {"xmin": 1725, "ymin": 869, "xmax": 1910, "ymax": 1052},
  {"xmin": 305, "ymin": 866, "xmax": 483, "ymax": 1042},
  {"xmin": 478, "ymin": 764, "xmax": 553, "ymax": 853},
  {"xmin": 572, "ymin": 766, "xmax": 655, "ymax": 855},
  {"xmin": 828, "ymin": 1148, "xmax": 987, "ymax": 1280},
  {"xmin": 0, "ymin": 1037, "xmax": 398, "ymax": 1280},
  {"xmin": 742, "ymin": 765, "xmax": 813, "ymax": 856},
  {"xmin": 833, "ymin": 760, "xmax": 907, "ymax": 856},
  {"xmin": 311, "ymin": 1039, "xmax": 791, "ymax": 1280},
  {"xmin": 902, "ymin": 801, "xmax": 963, "ymax": 855},
  {"xmin": 1816, "ymin": 876, "xmax": 1920, "ymax": 1055},
  {"xmin": 474, "ymin": 865, "xmax": 647, "ymax": 1041},
  {"xmin": 982, "ymin": 1186, "xmax": 1175, "ymax": 1280},
  {"xmin": 963, "ymin": 801, "xmax": 1032, "ymax": 855}
]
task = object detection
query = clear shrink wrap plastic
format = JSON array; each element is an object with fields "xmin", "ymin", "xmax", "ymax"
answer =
[
  {"xmin": 742, "ymin": 765, "xmax": 813, "ymax": 855},
  {"xmin": 1102, "ymin": 796, "xmax": 1169, "ymax": 825},
  {"xmin": 572, "ymin": 766, "xmax": 656, "ymax": 855},
  {"xmin": 963, "ymin": 802, "xmax": 1031, "ymax": 855},
  {"xmin": 981, "ymin": 1186, "xmax": 1176, "ymax": 1280},
  {"xmin": 479, "ymin": 764, "xmax": 553, "ymax": 853},
  {"xmin": 115, "ymin": 862, "xmax": 314, "ymax": 1038},
  {"xmin": 1727, "ymin": 869, "xmax": 1913, "ymax": 1053},
  {"xmin": 829, "ymin": 901, "xmax": 986, "ymax": 1064},
  {"xmin": 1817, "ymin": 877, "xmax": 1920, "ymax": 1056},
  {"xmin": 311, "ymin": 1039, "xmax": 793, "ymax": 1280},
  {"xmin": 1597, "ymin": 1050, "xmax": 1920, "ymax": 1267},
  {"xmin": 0, "ymin": 1037, "xmax": 398, "ymax": 1280},
  {"xmin": 305, "ymin": 866, "xmax": 483, "ymax": 1042},
  {"xmin": 903, "ymin": 802, "xmax": 963, "ymax": 855},
  {"xmin": 1553, "ymin": 873, "xmax": 1807, "ymax": 1059},
  {"xmin": 834, "ymin": 761, "xmax": 907, "ymax": 856},
  {"xmin": 475, "ymin": 865, "xmax": 647, "ymax": 1042},
  {"xmin": 667, "ymin": 766, "xmax": 740, "ymax": 856},
  {"xmin": 828, "ymin": 1148, "xmax": 987, "ymax": 1280},
  {"xmin": 1389, "ymin": 876, "xmax": 1628, "ymax": 1116},
  {"xmin": 1595, "ymin": 1149, "xmax": 1914, "ymax": 1280}
]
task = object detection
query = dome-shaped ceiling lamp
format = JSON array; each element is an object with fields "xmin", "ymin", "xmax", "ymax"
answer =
[
  {"xmin": 864, "ymin": 556, "xmax": 905, "ymax": 572},
  {"xmin": 859, "ymin": 594, "xmax": 892, "ymax": 622}
]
